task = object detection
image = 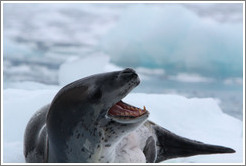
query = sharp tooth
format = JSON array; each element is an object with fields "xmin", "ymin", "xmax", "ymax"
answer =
[
  {"xmin": 138, "ymin": 109, "xmax": 141, "ymax": 114},
  {"xmin": 143, "ymin": 106, "xmax": 146, "ymax": 111}
]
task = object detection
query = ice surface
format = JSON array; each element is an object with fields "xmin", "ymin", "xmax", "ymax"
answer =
[{"xmin": 3, "ymin": 85, "xmax": 243, "ymax": 163}]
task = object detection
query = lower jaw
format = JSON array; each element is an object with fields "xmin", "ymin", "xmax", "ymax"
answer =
[
  {"xmin": 107, "ymin": 112, "xmax": 149, "ymax": 124},
  {"xmin": 107, "ymin": 100, "xmax": 149, "ymax": 124}
]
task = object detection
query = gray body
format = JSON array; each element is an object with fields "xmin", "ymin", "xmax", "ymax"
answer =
[{"xmin": 24, "ymin": 68, "xmax": 235, "ymax": 163}]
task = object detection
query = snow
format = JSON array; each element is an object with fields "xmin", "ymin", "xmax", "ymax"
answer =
[
  {"xmin": 2, "ymin": 84, "xmax": 243, "ymax": 163},
  {"xmin": 58, "ymin": 53, "xmax": 123, "ymax": 86}
]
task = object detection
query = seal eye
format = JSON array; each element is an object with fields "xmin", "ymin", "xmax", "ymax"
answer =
[{"xmin": 91, "ymin": 88, "xmax": 102, "ymax": 102}]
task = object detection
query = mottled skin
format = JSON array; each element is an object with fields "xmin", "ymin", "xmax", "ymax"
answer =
[{"xmin": 24, "ymin": 68, "xmax": 235, "ymax": 163}]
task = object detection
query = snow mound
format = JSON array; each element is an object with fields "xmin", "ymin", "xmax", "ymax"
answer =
[
  {"xmin": 2, "ymin": 87, "xmax": 243, "ymax": 163},
  {"xmin": 58, "ymin": 53, "xmax": 123, "ymax": 86}
]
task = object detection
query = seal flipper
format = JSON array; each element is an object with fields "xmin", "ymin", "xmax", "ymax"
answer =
[
  {"xmin": 143, "ymin": 136, "xmax": 157, "ymax": 163},
  {"xmin": 36, "ymin": 126, "xmax": 49, "ymax": 162},
  {"xmin": 24, "ymin": 104, "xmax": 50, "ymax": 162},
  {"xmin": 154, "ymin": 125, "xmax": 236, "ymax": 162}
]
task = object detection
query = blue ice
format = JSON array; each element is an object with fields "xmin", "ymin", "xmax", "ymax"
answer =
[{"xmin": 100, "ymin": 5, "xmax": 243, "ymax": 79}]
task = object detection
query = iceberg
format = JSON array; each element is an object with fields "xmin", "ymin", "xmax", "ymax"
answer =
[{"xmin": 100, "ymin": 5, "xmax": 243, "ymax": 79}]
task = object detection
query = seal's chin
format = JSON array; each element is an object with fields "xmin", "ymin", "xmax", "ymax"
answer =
[{"xmin": 107, "ymin": 100, "xmax": 149, "ymax": 124}]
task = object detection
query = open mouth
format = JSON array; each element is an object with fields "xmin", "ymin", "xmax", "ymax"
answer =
[{"xmin": 108, "ymin": 100, "xmax": 149, "ymax": 120}]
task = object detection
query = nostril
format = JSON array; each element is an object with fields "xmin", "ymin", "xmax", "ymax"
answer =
[
  {"xmin": 121, "ymin": 68, "xmax": 136, "ymax": 74},
  {"xmin": 119, "ymin": 68, "xmax": 138, "ymax": 80}
]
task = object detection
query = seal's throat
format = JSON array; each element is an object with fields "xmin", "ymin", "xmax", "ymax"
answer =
[{"xmin": 108, "ymin": 100, "xmax": 148, "ymax": 119}]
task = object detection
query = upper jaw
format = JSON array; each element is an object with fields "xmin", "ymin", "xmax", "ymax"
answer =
[
  {"xmin": 106, "ymin": 99, "xmax": 150, "ymax": 124},
  {"xmin": 118, "ymin": 68, "xmax": 140, "ymax": 85},
  {"xmin": 105, "ymin": 68, "xmax": 148, "ymax": 124}
]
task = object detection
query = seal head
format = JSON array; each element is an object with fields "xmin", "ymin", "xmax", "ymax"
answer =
[{"xmin": 46, "ymin": 68, "xmax": 149, "ymax": 162}]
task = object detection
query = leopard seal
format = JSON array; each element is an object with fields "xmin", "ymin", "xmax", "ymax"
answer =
[{"xmin": 24, "ymin": 68, "xmax": 235, "ymax": 163}]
